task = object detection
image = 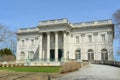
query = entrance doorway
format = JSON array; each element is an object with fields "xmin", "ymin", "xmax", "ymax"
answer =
[
  {"xmin": 58, "ymin": 49, "xmax": 63, "ymax": 61},
  {"xmin": 50, "ymin": 49, "xmax": 55, "ymax": 61}
]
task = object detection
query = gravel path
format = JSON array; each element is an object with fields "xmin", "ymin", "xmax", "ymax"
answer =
[{"xmin": 54, "ymin": 64, "xmax": 120, "ymax": 80}]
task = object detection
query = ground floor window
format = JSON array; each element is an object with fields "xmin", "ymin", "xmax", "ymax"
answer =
[
  {"xmin": 88, "ymin": 49, "xmax": 94, "ymax": 61},
  {"xmin": 21, "ymin": 52, "xmax": 25, "ymax": 61},
  {"xmin": 75, "ymin": 48, "xmax": 81, "ymax": 60},
  {"xmin": 28, "ymin": 51, "xmax": 34, "ymax": 60},
  {"xmin": 101, "ymin": 49, "xmax": 108, "ymax": 61}
]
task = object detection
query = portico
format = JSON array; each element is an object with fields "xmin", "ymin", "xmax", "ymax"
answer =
[{"xmin": 38, "ymin": 31, "xmax": 67, "ymax": 62}]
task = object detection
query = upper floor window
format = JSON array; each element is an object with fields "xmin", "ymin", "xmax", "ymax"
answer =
[
  {"xmin": 22, "ymin": 40, "xmax": 24, "ymax": 46},
  {"xmin": 31, "ymin": 39, "xmax": 34, "ymax": 45},
  {"xmin": 88, "ymin": 35, "xmax": 92, "ymax": 42},
  {"xmin": 101, "ymin": 34, "xmax": 105, "ymax": 42},
  {"xmin": 76, "ymin": 36, "xmax": 79, "ymax": 43}
]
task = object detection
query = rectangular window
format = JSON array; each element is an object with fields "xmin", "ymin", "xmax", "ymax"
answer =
[
  {"xmin": 22, "ymin": 40, "xmax": 24, "ymax": 46},
  {"xmin": 31, "ymin": 39, "xmax": 34, "ymax": 45},
  {"xmin": 101, "ymin": 34, "xmax": 105, "ymax": 42},
  {"xmin": 76, "ymin": 36, "xmax": 79, "ymax": 43},
  {"xmin": 88, "ymin": 35, "xmax": 92, "ymax": 42},
  {"xmin": 21, "ymin": 52, "xmax": 25, "ymax": 60}
]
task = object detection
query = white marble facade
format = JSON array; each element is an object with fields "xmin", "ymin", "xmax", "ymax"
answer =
[{"xmin": 16, "ymin": 18, "xmax": 114, "ymax": 62}]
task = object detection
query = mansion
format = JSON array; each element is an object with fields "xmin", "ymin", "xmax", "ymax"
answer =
[{"xmin": 16, "ymin": 18, "xmax": 114, "ymax": 64}]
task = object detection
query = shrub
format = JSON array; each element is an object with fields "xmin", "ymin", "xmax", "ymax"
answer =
[{"xmin": 60, "ymin": 62, "xmax": 80, "ymax": 73}]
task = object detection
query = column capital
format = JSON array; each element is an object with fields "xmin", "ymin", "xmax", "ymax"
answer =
[
  {"xmin": 81, "ymin": 33, "xmax": 85, "ymax": 37},
  {"xmin": 107, "ymin": 31, "xmax": 112, "ymax": 34},
  {"xmin": 39, "ymin": 32, "xmax": 42, "ymax": 35},
  {"xmin": 26, "ymin": 38, "xmax": 29, "ymax": 40},
  {"xmin": 63, "ymin": 30, "xmax": 67, "ymax": 33},
  {"xmin": 93, "ymin": 32, "xmax": 98, "ymax": 36},
  {"xmin": 46, "ymin": 32, "xmax": 50, "ymax": 35},
  {"xmin": 54, "ymin": 31, "xmax": 58, "ymax": 34}
]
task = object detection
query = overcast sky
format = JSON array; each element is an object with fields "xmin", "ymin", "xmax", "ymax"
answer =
[{"xmin": 0, "ymin": 0, "xmax": 120, "ymax": 60}]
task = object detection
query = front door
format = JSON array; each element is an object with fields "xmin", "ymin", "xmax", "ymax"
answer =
[{"xmin": 50, "ymin": 49, "xmax": 55, "ymax": 61}]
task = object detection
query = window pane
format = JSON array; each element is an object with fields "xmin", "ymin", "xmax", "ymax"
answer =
[
  {"xmin": 88, "ymin": 35, "xmax": 92, "ymax": 42},
  {"xmin": 22, "ymin": 40, "xmax": 24, "ymax": 46},
  {"xmin": 31, "ymin": 39, "xmax": 34, "ymax": 45},
  {"xmin": 76, "ymin": 36, "xmax": 79, "ymax": 43},
  {"xmin": 101, "ymin": 34, "xmax": 105, "ymax": 42},
  {"xmin": 21, "ymin": 52, "xmax": 25, "ymax": 60}
]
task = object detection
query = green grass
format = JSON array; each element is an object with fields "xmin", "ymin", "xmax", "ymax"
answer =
[{"xmin": 0, "ymin": 66, "xmax": 61, "ymax": 73}]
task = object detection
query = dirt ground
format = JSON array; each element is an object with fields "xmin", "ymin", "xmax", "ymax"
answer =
[{"xmin": 0, "ymin": 70, "xmax": 63, "ymax": 80}]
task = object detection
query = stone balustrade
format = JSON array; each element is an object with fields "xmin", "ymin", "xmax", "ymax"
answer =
[
  {"xmin": 72, "ymin": 19, "xmax": 112, "ymax": 27},
  {"xmin": 18, "ymin": 27, "xmax": 39, "ymax": 33},
  {"xmin": 92, "ymin": 60, "xmax": 120, "ymax": 67},
  {"xmin": 39, "ymin": 18, "xmax": 69, "ymax": 26}
]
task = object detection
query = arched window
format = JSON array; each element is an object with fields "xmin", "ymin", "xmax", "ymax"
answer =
[
  {"xmin": 75, "ymin": 48, "xmax": 81, "ymax": 60},
  {"xmin": 88, "ymin": 49, "xmax": 94, "ymax": 60},
  {"xmin": 21, "ymin": 52, "xmax": 25, "ymax": 61},
  {"xmin": 101, "ymin": 49, "xmax": 108, "ymax": 61}
]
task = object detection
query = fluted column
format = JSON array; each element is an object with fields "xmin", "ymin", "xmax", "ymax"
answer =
[
  {"xmin": 39, "ymin": 33, "xmax": 43, "ymax": 61},
  {"xmin": 47, "ymin": 32, "xmax": 50, "ymax": 62},
  {"xmin": 63, "ymin": 31, "xmax": 67, "ymax": 61},
  {"xmin": 55, "ymin": 32, "xmax": 58, "ymax": 62}
]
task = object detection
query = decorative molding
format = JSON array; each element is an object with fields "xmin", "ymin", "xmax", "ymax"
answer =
[
  {"xmin": 93, "ymin": 32, "xmax": 98, "ymax": 36},
  {"xmin": 35, "ymin": 37, "xmax": 38, "ymax": 40},
  {"xmin": 46, "ymin": 32, "xmax": 50, "ymax": 35},
  {"xmin": 54, "ymin": 31, "xmax": 58, "ymax": 34},
  {"xmin": 107, "ymin": 31, "xmax": 112, "ymax": 34},
  {"xmin": 26, "ymin": 38, "xmax": 29, "ymax": 40},
  {"xmin": 81, "ymin": 33, "xmax": 85, "ymax": 37}
]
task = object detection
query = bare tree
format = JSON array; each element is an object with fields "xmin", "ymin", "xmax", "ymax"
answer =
[
  {"xmin": 113, "ymin": 9, "xmax": 120, "ymax": 38},
  {"xmin": 0, "ymin": 24, "xmax": 17, "ymax": 55},
  {"xmin": 113, "ymin": 9, "xmax": 120, "ymax": 56},
  {"xmin": 0, "ymin": 24, "xmax": 9, "ymax": 42},
  {"xmin": 113, "ymin": 9, "xmax": 120, "ymax": 25}
]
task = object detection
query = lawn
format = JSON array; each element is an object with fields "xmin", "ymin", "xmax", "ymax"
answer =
[{"xmin": 0, "ymin": 66, "xmax": 61, "ymax": 73}]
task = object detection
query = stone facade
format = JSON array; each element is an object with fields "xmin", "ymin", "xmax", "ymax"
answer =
[{"xmin": 16, "ymin": 18, "xmax": 114, "ymax": 63}]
